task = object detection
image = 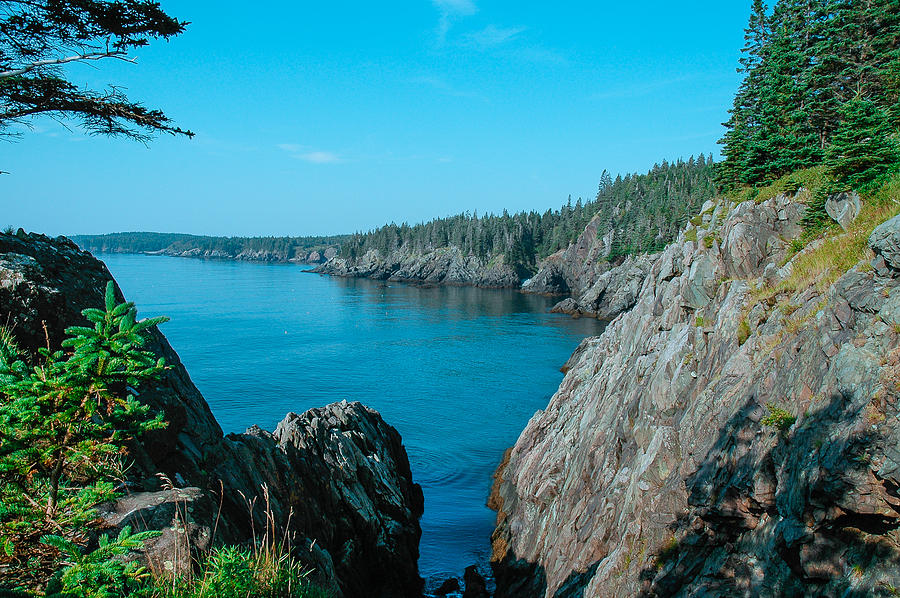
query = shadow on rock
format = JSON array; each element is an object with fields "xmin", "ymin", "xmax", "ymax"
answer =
[{"xmin": 639, "ymin": 391, "xmax": 900, "ymax": 597}]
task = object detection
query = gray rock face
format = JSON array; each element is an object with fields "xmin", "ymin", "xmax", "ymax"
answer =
[
  {"xmin": 825, "ymin": 190, "xmax": 862, "ymax": 231},
  {"xmin": 523, "ymin": 213, "xmax": 614, "ymax": 298},
  {"xmin": 870, "ymin": 213, "xmax": 900, "ymax": 272},
  {"xmin": 0, "ymin": 231, "xmax": 424, "ymax": 598},
  {"xmin": 220, "ymin": 403, "xmax": 425, "ymax": 598},
  {"xmin": 550, "ymin": 254, "xmax": 654, "ymax": 319},
  {"xmin": 491, "ymin": 194, "xmax": 900, "ymax": 597},
  {"xmin": 316, "ymin": 246, "xmax": 521, "ymax": 288}
]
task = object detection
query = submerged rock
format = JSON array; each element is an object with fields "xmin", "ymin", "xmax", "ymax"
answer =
[
  {"xmin": 0, "ymin": 231, "xmax": 424, "ymax": 598},
  {"xmin": 434, "ymin": 577, "xmax": 461, "ymax": 595}
]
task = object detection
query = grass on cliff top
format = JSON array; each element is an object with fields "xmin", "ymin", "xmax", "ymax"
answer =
[
  {"xmin": 726, "ymin": 166, "xmax": 830, "ymax": 206},
  {"xmin": 752, "ymin": 171, "xmax": 900, "ymax": 305}
]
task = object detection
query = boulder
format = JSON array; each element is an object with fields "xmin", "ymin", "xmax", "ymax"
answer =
[
  {"xmin": 825, "ymin": 190, "xmax": 861, "ymax": 231},
  {"xmin": 434, "ymin": 577, "xmax": 461, "ymax": 595},
  {"xmin": 462, "ymin": 565, "xmax": 489, "ymax": 598},
  {"xmin": 97, "ymin": 488, "xmax": 217, "ymax": 578},
  {"xmin": 870, "ymin": 213, "xmax": 900, "ymax": 272}
]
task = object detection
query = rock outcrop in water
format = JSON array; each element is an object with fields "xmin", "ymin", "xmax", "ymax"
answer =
[
  {"xmin": 522, "ymin": 212, "xmax": 615, "ymax": 298},
  {"xmin": 315, "ymin": 246, "xmax": 522, "ymax": 288},
  {"xmin": 491, "ymin": 193, "xmax": 900, "ymax": 596},
  {"xmin": 0, "ymin": 230, "xmax": 424, "ymax": 598},
  {"xmin": 141, "ymin": 245, "xmax": 338, "ymax": 263}
]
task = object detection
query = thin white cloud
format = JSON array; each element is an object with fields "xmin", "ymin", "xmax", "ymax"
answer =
[
  {"xmin": 296, "ymin": 151, "xmax": 341, "ymax": 164},
  {"xmin": 463, "ymin": 25, "xmax": 526, "ymax": 48},
  {"xmin": 410, "ymin": 75, "xmax": 489, "ymax": 102},
  {"xmin": 277, "ymin": 144, "xmax": 341, "ymax": 164},
  {"xmin": 432, "ymin": 0, "xmax": 477, "ymax": 44}
]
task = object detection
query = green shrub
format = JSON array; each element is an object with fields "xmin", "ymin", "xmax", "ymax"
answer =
[
  {"xmin": 684, "ymin": 228, "xmax": 698, "ymax": 243},
  {"xmin": 0, "ymin": 282, "xmax": 168, "ymax": 591},
  {"xmin": 690, "ymin": 215, "xmax": 703, "ymax": 226},
  {"xmin": 754, "ymin": 166, "xmax": 830, "ymax": 206},
  {"xmin": 726, "ymin": 186, "xmax": 758, "ymax": 204},
  {"xmin": 702, "ymin": 234, "xmax": 720, "ymax": 249},
  {"xmin": 43, "ymin": 527, "xmax": 160, "ymax": 598},
  {"xmin": 761, "ymin": 403, "xmax": 796, "ymax": 432}
]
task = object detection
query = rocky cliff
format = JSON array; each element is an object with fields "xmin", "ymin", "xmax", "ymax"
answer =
[
  {"xmin": 490, "ymin": 192, "xmax": 900, "ymax": 596},
  {"xmin": 315, "ymin": 246, "xmax": 522, "ymax": 288},
  {"xmin": 522, "ymin": 212, "xmax": 615, "ymax": 298},
  {"xmin": 0, "ymin": 230, "xmax": 423, "ymax": 598},
  {"xmin": 146, "ymin": 245, "xmax": 337, "ymax": 263},
  {"xmin": 313, "ymin": 211, "xmax": 656, "ymax": 317}
]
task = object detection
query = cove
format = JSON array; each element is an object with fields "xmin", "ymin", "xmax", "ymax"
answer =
[{"xmin": 99, "ymin": 253, "xmax": 606, "ymax": 583}]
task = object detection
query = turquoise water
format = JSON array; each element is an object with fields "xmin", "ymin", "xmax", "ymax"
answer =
[{"xmin": 100, "ymin": 254, "xmax": 606, "ymax": 583}]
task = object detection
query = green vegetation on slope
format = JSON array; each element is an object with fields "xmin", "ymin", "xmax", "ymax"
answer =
[
  {"xmin": 342, "ymin": 155, "xmax": 718, "ymax": 273},
  {"xmin": 72, "ymin": 232, "xmax": 348, "ymax": 262},
  {"xmin": 0, "ymin": 284, "xmax": 326, "ymax": 598},
  {"xmin": 719, "ymin": 0, "xmax": 900, "ymax": 195},
  {"xmin": 0, "ymin": 282, "xmax": 168, "ymax": 591}
]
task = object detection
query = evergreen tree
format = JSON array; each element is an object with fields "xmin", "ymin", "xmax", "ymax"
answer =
[
  {"xmin": 719, "ymin": 0, "xmax": 900, "ymax": 191},
  {"xmin": 745, "ymin": 20, "xmax": 821, "ymax": 183},
  {"xmin": 717, "ymin": 0, "xmax": 770, "ymax": 189},
  {"xmin": 0, "ymin": 282, "xmax": 168, "ymax": 590},
  {"xmin": 825, "ymin": 96, "xmax": 900, "ymax": 190},
  {"xmin": 0, "ymin": 0, "xmax": 192, "ymax": 142}
]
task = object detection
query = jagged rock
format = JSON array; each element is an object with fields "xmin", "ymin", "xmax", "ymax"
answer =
[
  {"xmin": 548, "ymin": 255, "xmax": 654, "ymax": 320},
  {"xmin": 870, "ymin": 213, "xmax": 900, "ymax": 272},
  {"xmin": 490, "ymin": 195, "xmax": 900, "ymax": 597},
  {"xmin": 524, "ymin": 214, "xmax": 612, "ymax": 297},
  {"xmin": 462, "ymin": 565, "xmax": 489, "ymax": 598},
  {"xmin": 316, "ymin": 247, "xmax": 521, "ymax": 288},
  {"xmin": 825, "ymin": 191, "xmax": 861, "ymax": 231},
  {"xmin": 0, "ymin": 232, "xmax": 424, "ymax": 598},
  {"xmin": 523, "ymin": 262, "xmax": 570, "ymax": 295},
  {"xmin": 549, "ymin": 297, "xmax": 583, "ymax": 316},
  {"xmin": 220, "ymin": 403, "xmax": 425, "ymax": 598}
]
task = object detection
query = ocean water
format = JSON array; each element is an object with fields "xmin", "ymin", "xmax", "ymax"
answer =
[{"xmin": 99, "ymin": 254, "xmax": 606, "ymax": 583}]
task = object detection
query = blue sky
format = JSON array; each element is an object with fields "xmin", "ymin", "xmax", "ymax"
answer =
[{"xmin": 3, "ymin": 1, "xmax": 752, "ymax": 237}]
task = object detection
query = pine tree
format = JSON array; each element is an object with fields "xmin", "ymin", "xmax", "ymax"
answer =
[
  {"xmin": 0, "ymin": 282, "xmax": 168, "ymax": 590},
  {"xmin": 718, "ymin": 0, "xmax": 770, "ymax": 189},
  {"xmin": 825, "ymin": 96, "xmax": 900, "ymax": 190},
  {"xmin": 745, "ymin": 19, "xmax": 821, "ymax": 184}
]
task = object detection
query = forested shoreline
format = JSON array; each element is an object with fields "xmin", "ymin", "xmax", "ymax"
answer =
[
  {"xmin": 340, "ymin": 155, "xmax": 718, "ymax": 275},
  {"xmin": 72, "ymin": 232, "xmax": 348, "ymax": 263}
]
